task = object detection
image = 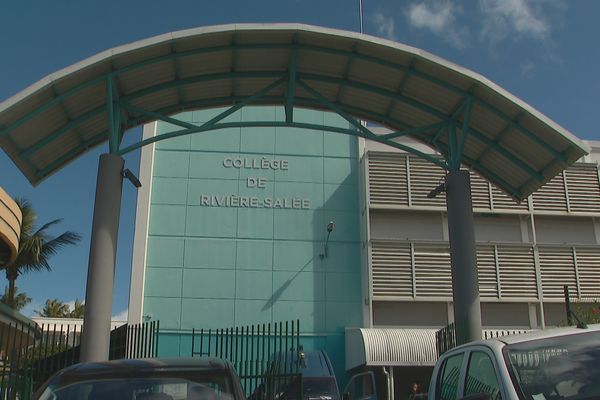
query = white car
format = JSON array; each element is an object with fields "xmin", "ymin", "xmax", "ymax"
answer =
[{"xmin": 428, "ymin": 324, "xmax": 600, "ymax": 400}]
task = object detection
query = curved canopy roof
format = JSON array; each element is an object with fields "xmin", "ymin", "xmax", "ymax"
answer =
[{"xmin": 0, "ymin": 24, "xmax": 589, "ymax": 199}]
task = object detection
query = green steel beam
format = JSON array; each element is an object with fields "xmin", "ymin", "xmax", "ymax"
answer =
[
  {"xmin": 0, "ymin": 77, "xmax": 106, "ymax": 138},
  {"xmin": 335, "ymin": 44, "xmax": 359, "ymax": 103},
  {"xmin": 475, "ymin": 111, "xmax": 523, "ymax": 163},
  {"xmin": 231, "ymin": 35, "xmax": 238, "ymax": 98},
  {"xmin": 379, "ymin": 121, "xmax": 447, "ymax": 140},
  {"xmin": 285, "ymin": 46, "xmax": 297, "ymax": 123},
  {"xmin": 35, "ymin": 130, "xmax": 109, "ymax": 179},
  {"xmin": 200, "ymin": 77, "xmax": 286, "ymax": 129},
  {"xmin": 106, "ymin": 77, "xmax": 119, "ymax": 153},
  {"xmin": 119, "ymin": 121, "xmax": 358, "ymax": 154},
  {"xmin": 297, "ymin": 79, "xmax": 375, "ymax": 139},
  {"xmin": 20, "ymin": 106, "xmax": 105, "ymax": 159},
  {"xmin": 3, "ymin": 40, "xmax": 567, "ymax": 163},
  {"xmin": 298, "ymin": 72, "xmax": 544, "ymax": 181},
  {"xmin": 385, "ymin": 60, "xmax": 415, "ymax": 118},
  {"xmin": 297, "ymin": 79, "xmax": 448, "ymax": 169},
  {"xmin": 121, "ymin": 103, "xmax": 198, "ymax": 130},
  {"xmin": 448, "ymin": 124, "xmax": 458, "ymax": 170},
  {"xmin": 118, "ymin": 119, "xmax": 447, "ymax": 170},
  {"xmin": 453, "ymin": 96, "xmax": 473, "ymax": 170},
  {"xmin": 120, "ymin": 71, "xmax": 286, "ymax": 103}
]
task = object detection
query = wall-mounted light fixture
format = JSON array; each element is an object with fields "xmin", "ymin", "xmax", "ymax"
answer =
[
  {"xmin": 122, "ymin": 168, "xmax": 142, "ymax": 188},
  {"xmin": 320, "ymin": 221, "xmax": 335, "ymax": 259}
]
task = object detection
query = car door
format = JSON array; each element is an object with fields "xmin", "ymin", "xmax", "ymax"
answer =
[{"xmin": 342, "ymin": 372, "xmax": 377, "ymax": 400}]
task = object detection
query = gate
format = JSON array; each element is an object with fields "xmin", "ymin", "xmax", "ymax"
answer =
[
  {"xmin": 191, "ymin": 320, "xmax": 302, "ymax": 400},
  {"xmin": 0, "ymin": 320, "xmax": 159, "ymax": 399}
]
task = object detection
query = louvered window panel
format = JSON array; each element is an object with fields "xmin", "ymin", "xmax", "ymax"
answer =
[
  {"xmin": 371, "ymin": 242, "xmax": 413, "ymax": 298},
  {"xmin": 574, "ymin": 247, "xmax": 600, "ymax": 299},
  {"xmin": 470, "ymin": 172, "xmax": 492, "ymax": 211},
  {"xmin": 538, "ymin": 247, "xmax": 577, "ymax": 299},
  {"xmin": 532, "ymin": 173, "xmax": 568, "ymax": 212},
  {"xmin": 409, "ymin": 156, "xmax": 446, "ymax": 207},
  {"xmin": 477, "ymin": 245, "xmax": 498, "ymax": 298},
  {"xmin": 414, "ymin": 244, "xmax": 452, "ymax": 298},
  {"xmin": 497, "ymin": 246, "xmax": 537, "ymax": 298},
  {"xmin": 565, "ymin": 164, "xmax": 600, "ymax": 213},
  {"xmin": 490, "ymin": 185, "xmax": 529, "ymax": 211},
  {"xmin": 368, "ymin": 154, "xmax": 409, "ymax": 206}
]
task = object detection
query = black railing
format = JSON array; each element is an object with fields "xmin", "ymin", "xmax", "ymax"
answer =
[
  {"xmin": 191, "ymin": 320, "xmax": 302, "ymax": 400},
  {"xmin": 0, "ymin": 320, "xmax": 159, "ymax": 400}
]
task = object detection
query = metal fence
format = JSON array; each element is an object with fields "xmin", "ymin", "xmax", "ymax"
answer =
[
  {"xmin": 0, "ymin": 320, "xmax": 159, "ymax": 400},
  {"xmin": 191, "ymin": 320, "xmax": 302, "ymax": 400},
  {"xmin": 436, "ymin": 323, "xmax": 531, "ymax": 357}
]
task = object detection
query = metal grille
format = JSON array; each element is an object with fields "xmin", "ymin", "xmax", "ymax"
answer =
[
  {"xmin": 371, "ymin": 241, "xmax": 413, "ymax": 298},
  {"xmin": 565, "ymin": 164, "xmax": 600, "ymax": 213},
  {"xmin": 414, "ymin": 243, "xmax": 452, "ymax": 298},
  {"xmin": 532, "ymin": 173, "xmax": 568, "ymax": 212},
  {"xmin": 490, "ymin": 186, "xmax": 529, "ymax": 211},
  {"xmin": 191, "ymin": 321, "xmax": 301, "ymax": 399},
  {"xmin": 574, "ymin": 247, "xmax": 600, "ymax": 299},
  {"xmin": 368, "ymin": 153, "xmax": 409, "ymax": 206},
  {"xmin": 538, "ymin": 247, "xmax": 577, "ymax": 299},
  {"xmin": 476, "ymin": 245, "xmax": 498, "ymax": 298},
  {"xmin": 497, "ymin": 246, "xmax": 538, "ymax": 299},
  {"xmin": 470, "ymin": 172, "xmax": 492, "ymax": 210},
  {"xmin": 409, "ymin": 156, "xmax": 446, "ymax": 207}
]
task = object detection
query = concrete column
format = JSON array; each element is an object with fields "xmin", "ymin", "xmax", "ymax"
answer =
[
  {"xmin": 80, "ymin": 153, "xmax": 124, "ymax": 362},
  {"xmin": 445, "ymin": 169, "xmax": 482, "ymax": 345}
]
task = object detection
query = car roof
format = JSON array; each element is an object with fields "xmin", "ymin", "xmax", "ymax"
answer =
[
  {"xmin": 51, "ymin": 357, "xmax": 231, "ymax": 381},
  {"xmin": 447, "ymin": 324, "xmax": 600, "ymax": 353}
]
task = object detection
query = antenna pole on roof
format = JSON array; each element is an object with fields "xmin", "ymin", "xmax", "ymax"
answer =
[{"xmin": 359, "ymin": 0, "xmax": 364, "ymax": 33}]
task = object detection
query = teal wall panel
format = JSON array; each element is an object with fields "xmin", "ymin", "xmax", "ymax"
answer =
[
  {"xmin": 148, "ymin": 205, "xmax": 186, "ymax": 236},
  {"xmin": 146, "ymin": 237, "xmax": 184, "ymax": 267},
  {"xmin": 190, "ymin": 128, "xmax": 241, "ymax": 152},
  {"xmin": 182, "ymin": 269, "xmax": 236, "ymax": 299},
  {"xmin": 144, "ymin": 297, "xmax": 181, "ymax": 330},
  {"xmin": 151, "ymin": 177, "xmax": 188, "ymax": 205},
  {"xmin": 144, "ymin": 107, "xmax": 363, "ymax": 378},
  {"xmin": 181, "ymin": 298, "xmax": 235, "ymax": 329},
  {"xmin": 184, "ymin": 238, "xmax": 236, "ymax": 269},
  {"xmin": 153, "ymin": 151, "xmax": 189, "ymax": 178},
  {"xmin": 236, "ymin": 240, "xmax": 273, "ymax": 270},
  {"xmin": 145, "ymin": 267, "xmax": 183, "ymax": 298}
]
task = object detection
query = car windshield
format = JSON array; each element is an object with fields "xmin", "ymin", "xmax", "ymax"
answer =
[
  {"xmin": 503, "ymin": 330, "xmax": 600, "ymax": 400},
  {"xmin": 38, "ymin": 371, "xmax": 236, "ymax": 400}
]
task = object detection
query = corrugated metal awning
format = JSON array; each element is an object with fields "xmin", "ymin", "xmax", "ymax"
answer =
[
  {"xmin": 345, "ymin": 328, "xmax": 439, "ymax": 369},
  {"xmin": 0, "ymin": 23, "xmax": 590, "ymax": 195}
]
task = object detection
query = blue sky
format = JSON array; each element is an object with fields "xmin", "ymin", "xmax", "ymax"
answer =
[{"xmin": 0, "ymin": 0, "xmax": 598, "ymax": 318}]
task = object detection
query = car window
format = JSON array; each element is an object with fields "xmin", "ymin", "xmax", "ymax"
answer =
[
  {"xmin": 465, "ymin": 351, "xmax": 502, "ymax": 400},
  {"xmin": 437, "ymin": 353, "xmax": 463, "ymax": 400}
]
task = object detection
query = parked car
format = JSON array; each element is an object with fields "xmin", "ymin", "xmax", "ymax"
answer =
[
  {"xmin": 34, "ymin": 357, "xmax": 246, "ymax": 400},
  {"xmin": 428, "ymin": 324, "xmax": 600, "ymax": 400}
]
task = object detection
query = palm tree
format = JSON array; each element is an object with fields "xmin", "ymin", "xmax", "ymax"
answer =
[
  {"xmin": 0, "ymin": 286, "xmax": 31, "ymax": 311},
  {"xmin": 35, "ymin": 298, "xmax": 70, "ymax": 317},
  {"xmin": 3, "ymin": 199, "xmax": 81, "ymax": 308},
  {"xmin": 68, "ymin": 299, "xmax": 85, "ymax": 318}
]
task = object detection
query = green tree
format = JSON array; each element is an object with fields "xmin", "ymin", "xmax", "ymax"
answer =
[
  {"xmin": 68, "ymin": 299, "xmax": 85, "ymax": 318},
  {"xmin": 2, "ymin": 198, "xmax": 80, "ymax": 308},
  {"xmin": 0, "ymin": 286, "xmax": 31, "ymax": 311},
  {"xmin": 35, "ymin": 298, "xmax": 70, "ymax": 318}
]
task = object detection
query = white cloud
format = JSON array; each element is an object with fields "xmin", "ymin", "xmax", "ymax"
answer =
[
  {"xmin": 405, "ymin": 1, "xmax": 469, "ymax": 49},
  {"xmin": 479, "ymin": 0, "xmax": 556, "ymax": 45},
  {"xmin": 372, "ymin": 12, "xmax": 396, "ymax": 40},
  {"xmin": 112, "ymin": 308, "xmax": 128, "ymax": 321},
  {"xmin": 520, "ymin": 60, "xmax": 536, "ymax": 77}
]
